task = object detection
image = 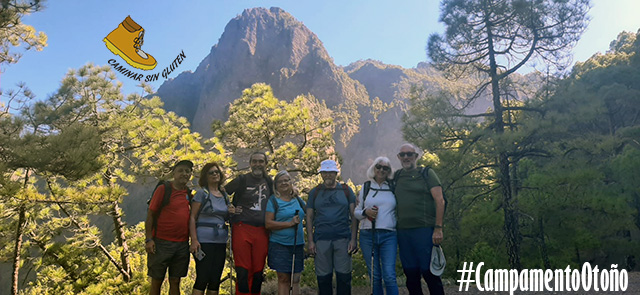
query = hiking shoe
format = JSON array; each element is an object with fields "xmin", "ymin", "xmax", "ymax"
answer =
[{"xmin": 103, "ymin": 16, "xmax": 157, "ymax": 70}]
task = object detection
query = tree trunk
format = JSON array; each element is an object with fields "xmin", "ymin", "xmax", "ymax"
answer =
[
  {"xmin": 111, "ymin": 201, "xmax": 132, "ymax": 282},
  {"xmin": 486, "ymin": 16, "xmax": 521, "ymax": 270},
  {"xmin": 11, "ymin": 204, "xmax": 26, "ymax": 295},
  {"xmin": 538, "ymin": 218, "xmax": 551, "ymax": 269},
  {"xmin": 501, "ymin": 153, "xmax": 521, "ymax": 270}
]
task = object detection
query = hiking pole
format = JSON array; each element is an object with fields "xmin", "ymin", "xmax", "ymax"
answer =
[
  {"xmin": 290, "ymin": 210, "xmax": 300, "ymax": 295},
  {"xmin": 370, "ymin": 206, "xmax": 377, "ymax": 295}
]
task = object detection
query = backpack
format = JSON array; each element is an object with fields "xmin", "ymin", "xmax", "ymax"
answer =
[
  {"xmin": 309, "ymin": 183, "xmax": 352, "ymax": 210},
  {"xmin": 393, "ymin": 166, "xmax": 448, "ymax": 213},
  {"xmin": 147, "ymin": 180, "xmax": 194, "ymax": 236},
  {"xmin": 268, "ymin": 194, "xmax": 306, "ymax": 217}
]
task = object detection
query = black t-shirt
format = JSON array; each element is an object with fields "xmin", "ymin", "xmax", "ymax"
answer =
[{"xmin": 225, "ymin": 173, "xmax": 272, "ymax": 227}]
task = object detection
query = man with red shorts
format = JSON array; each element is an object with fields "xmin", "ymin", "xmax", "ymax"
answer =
[{"xmin": 225, "ymin": 152, "xmax": 273, "ymax": 295}]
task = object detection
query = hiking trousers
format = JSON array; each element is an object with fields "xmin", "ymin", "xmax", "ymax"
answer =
[
  {"xmin": 397, "ymin": 227, "xmax": 444, "ymax": 295},
  {"xmin": 232, "ymin": 222, "xmax": 269, "ymax": 295}
]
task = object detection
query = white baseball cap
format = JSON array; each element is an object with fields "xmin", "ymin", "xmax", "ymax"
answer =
[{"xmin": 318, "ymin": 160, "xmax": 339, "ymax": 173}]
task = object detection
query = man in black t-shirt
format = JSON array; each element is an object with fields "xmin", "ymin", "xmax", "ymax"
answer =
[{"xmin": 225, "ymin": 152, "xmax": 274, "ymax": 295}]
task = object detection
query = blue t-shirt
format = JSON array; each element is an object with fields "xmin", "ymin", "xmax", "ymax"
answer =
[
  {"xmin": 192, "ymin": 188, "xmax": 229, "ymax": 244},
  {"xmin": 307, "ymin": 183, "xmax": 356, "ymax": 241},
  {"xmin": 266, "ymin": 195, "xmax": 306, "ymax": 246}
]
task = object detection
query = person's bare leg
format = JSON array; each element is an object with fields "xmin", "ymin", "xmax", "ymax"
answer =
[
  {"xmin": 150, "ymin": 278, "xmax": 163, "ymax": 295},
  {"xmin": 168, "ymin": 277, "xmax": 181, "ymax": 295},
  {"xmin": 293, "ymin": 273, "xmax": 302, "ymax": 295},
  {"xmin": 277, "ymin": 272, "xmax": 291, "ymax": 295}
]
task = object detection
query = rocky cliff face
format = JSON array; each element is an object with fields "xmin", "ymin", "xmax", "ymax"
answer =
[
  {"xmin": 157, "ymin": 7, "xmax": 368, "ymax": 136},
  {"xmin": 155, "ymin": 7, "xmax": 430, "ymax": 183}
]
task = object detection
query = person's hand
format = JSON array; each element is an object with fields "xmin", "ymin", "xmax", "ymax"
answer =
[
  {"xmin": 308, "ymin": 241, "xmax": 316, "ymax": 256},
  {"xmin": 433, "ymin": 228, "xmax": 443, "ymax": 245},
  {"xmin": 228, "ymin": 204, "xmax": 236, "ymax": 214},
  {"xmin": 291, "ymin": 215, "xmax": 300, "ymax": 227},
  {"xmin": 190, "ymin": 240, "xmax": 201, "ymax": 254},
  {"xmin": 145, "ymin": 239, "xmax": 156, "ymax": 254},
  {"xmin": 234, "ymin": 206, "xmax": 243, "ymax": 214},
  {"xmin": 348, "ymin": 239, "xmax": 357, "ymax": 254},
  {"xmin": 365, "ymin": 206, "xmax": 378, "ymax": 220}
]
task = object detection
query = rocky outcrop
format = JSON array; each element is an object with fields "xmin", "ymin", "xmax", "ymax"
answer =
[
  {"xmin": 156, "ymin": 7, "xmax": 369, "ymax": 138},
  {"xmin": 155, "ymin": 7, "xmax": 434, "ymax": 183}
]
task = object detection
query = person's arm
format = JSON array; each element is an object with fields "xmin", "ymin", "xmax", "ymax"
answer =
[
  {"xmin": 306, "ymin": 191, "xmax": 316, "ymax": 254},
  {"xmin": 145, "ymin": 185, "xmax": 164, "ymax": 254},
  {"xmin": 224, "ymin": 177, "xmax": 239, "ymax": 200},
  {"xmin": 348, "ymin": 189, "xmax": 358, "ymax": 252},
  {"xmin": 265, "ymin": 211, "xmax": 299, "ymax": 230},
  {"xmin": 431, "ymin": 186, "xmax": 445, "ymax": 245},
  {"xmin": 144, "ymin": 210, "xmax": 156, "ymax": 254},
  {"xmin": 189, "ymin": 195, "xmax": 202, "ymax": 253},
  {"xmin": 353, "ymin": 186, "xmax": 366, "ymax": 220}
]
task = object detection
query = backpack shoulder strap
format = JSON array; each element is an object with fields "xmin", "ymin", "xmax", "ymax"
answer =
[
  {"xmin": 265, "ymin": 176, "xmax": 274, "ymax": 197},
  {"xmin": 310, "ymin": 184, "xmax": 323, "ymax": 210},
  {"xmin": 420, "ymin": 166, "xmax": 430, "ymax": 182},
  {"xmin": 295, "ymin": 195, "xmax": 305, "ymax": 211},
  {"xmin": 230, "ymin": 174, "xmax": 247, "ymax": 206},
  {"xmin": 393, "ymin": 169, "xmax": 402, "ymax": 182},
  {"xmin": 222, "ymin": 190, "xmax": 230, "ymax": 206},
  {"xmin": 269, "ymin": 194, "xmax": 279, "ymax": 215},
  {"xmin": 195, "ymin": 189, "xmax": 212, "ymax": 222},
  {"xmin": 339, "ymin": 183, "xmax": 350, "ymax": 202},
  {"xmin": 362, "ymin": 181, "xmax": 372, "ymax": 204},
  {"xmin": 420, "ymin": 166, "xmax": 447, "ymax": 212},
  {"xmin": 161, "ymin": 181, "xmax": 172, "ymax": 208},
  {"xmin": 150, "ymin": 181, "xmax": 172, "ymax": 237}
]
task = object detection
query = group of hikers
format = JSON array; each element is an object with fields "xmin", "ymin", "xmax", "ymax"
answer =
[{"xmin": 145, "ymin": 143, "xmax": 446, "ymax": 295}]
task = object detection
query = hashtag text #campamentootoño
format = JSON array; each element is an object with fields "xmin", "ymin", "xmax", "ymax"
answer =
[{"xmin": 458, "ymin": 262, "xmax": 628, "ymax": 294}]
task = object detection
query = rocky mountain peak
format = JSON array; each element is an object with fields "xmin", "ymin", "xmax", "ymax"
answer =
[{"xmin": 156, "ymin": 7, "xmax": 367, "ymax": 139}]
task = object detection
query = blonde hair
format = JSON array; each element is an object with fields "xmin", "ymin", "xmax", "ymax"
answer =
[{"xmin": 273, "ymin": 170, "xmax": 291, "ymax": 197}]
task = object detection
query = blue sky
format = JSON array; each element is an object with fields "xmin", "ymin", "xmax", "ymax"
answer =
[{"xmin": 1, "ymin": 0, "xmax": 640, "ymax": 102}]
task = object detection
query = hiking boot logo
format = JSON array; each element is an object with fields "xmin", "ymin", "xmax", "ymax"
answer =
[{"xmin": 103, "ymin": 16, "xmax": 157, "ymax": 70}]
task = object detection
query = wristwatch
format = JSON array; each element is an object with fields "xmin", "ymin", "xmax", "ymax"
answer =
[{"xmin": 145, "ymin": 238, "xmax": 153, "ymax": 243}]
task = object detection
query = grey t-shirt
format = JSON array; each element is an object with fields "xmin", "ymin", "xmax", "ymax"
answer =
[{"xmin": 193, "ymin": 188, "xmax": 229, "ymax": 244}]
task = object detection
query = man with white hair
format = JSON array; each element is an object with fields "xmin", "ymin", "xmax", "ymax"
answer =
[
  {"xmin": 394, "ymin": 144, "xmax": 445, "ymax": 295},
  {"xmin": 306, "ymin": 159, "xmax": 358, "ymax": 295}
]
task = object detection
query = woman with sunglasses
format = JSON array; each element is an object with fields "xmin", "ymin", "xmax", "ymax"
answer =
[
  {"xmin": 354, "ymin": 157, "xmax": 398, "ymax": 295},
  {"xmin": 189, "ymin": 162, "xmax": 236, "ymax": 295}
]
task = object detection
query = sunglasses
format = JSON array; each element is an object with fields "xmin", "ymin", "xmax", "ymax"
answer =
[
  {"xmin": 375, "ymin": 164, "xmax": 391, "ymax": 172},
  {"xmin": 208, "ymin": 170, "xmax": 221, "ymax": 175},
  {"xmin": 398, "ymin": 152, "xmax": 417, "ymax": 158}
]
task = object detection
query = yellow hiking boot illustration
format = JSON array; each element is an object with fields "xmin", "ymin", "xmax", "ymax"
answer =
[{"xmin": 103, "ymin": 16, "xmax": 157, "ymax": 70}]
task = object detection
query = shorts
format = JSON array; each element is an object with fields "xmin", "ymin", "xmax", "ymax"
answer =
[
  {"xmin": 267, "ymin": 241, "xmax": 304, "ymax": 273},
  {"xmin": 147, "ymin": 238, "xmax": 190, "ymax": 279},
  {"xmin": 314, "ymin": 238, "xmax": 352, "ymax": 276}
]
